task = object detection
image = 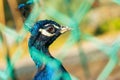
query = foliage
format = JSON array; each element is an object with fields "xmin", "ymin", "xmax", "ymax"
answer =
[{"xmin": 95, "ymin": 18, "xmax": 120, "ymax": 35}]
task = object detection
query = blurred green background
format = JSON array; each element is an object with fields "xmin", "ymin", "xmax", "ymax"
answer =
[{"xmin": 0, "ymin": 0, "xmax": 120, "ymax": 80}]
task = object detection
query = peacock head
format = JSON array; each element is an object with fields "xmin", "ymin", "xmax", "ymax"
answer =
[{"xmin": 28, "ymin": 20, "xmax": 70, "ymax": 49}]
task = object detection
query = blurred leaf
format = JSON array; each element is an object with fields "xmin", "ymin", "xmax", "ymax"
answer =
[
  {"xmin": 83, "ymin": 34, "xmax": 120, "ymax": 80},
  {"xmin": 79, "ymin": 47, "xmax": 90, "ymax": 78},
  {"xmin": 45, "ymin": 7, "xmax": 72, "ymax": 26},
  {"xmin": 0, "ymin": 71, "xmax": 8, "ymax": 80},
  {"xmin": 7, "ymin": 0, "xmax": 23, "ymax": 31},
  {"xmin": 11, "ymin": 46, "xmax": 23, "ymax": 65},
  {"xmin": 97, "ymin": 38, "xmax": 120, "ymax": 80},
  {"xmin": 0, "ymin": 24, "xmax": 18, "ymax": 39},
  {"xmin": 97, "ymin": 57, "xmax": 118, "ymax": 80},
  {"xmin": 83, "ymin": 34, "xmax": 110, "ymax": 56},
  {"xmin": 0, "ymin": 0, "xmax": 5, "ymax": 24},
  {"xmin": 5, "ymin": 53, "xmax": 16, "ymax": 80},
  {"xmin": 73, "ymin": 0, "xmax": 94, "ymax": 23},
  {"xmin": 113, "ymin": 0, "xmax": 120, "ymax": 5}
]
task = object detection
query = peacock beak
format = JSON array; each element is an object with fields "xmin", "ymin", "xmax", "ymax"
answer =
[{"xmin": 60, "ymin": 26, "xmax": 71, "ymax": 33}]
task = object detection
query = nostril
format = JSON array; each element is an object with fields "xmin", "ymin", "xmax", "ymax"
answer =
[{"xmin": 61, "ymin": 25, "xmax": 66, "ymax": 29}]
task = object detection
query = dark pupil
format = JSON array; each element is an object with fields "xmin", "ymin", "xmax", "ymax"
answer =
[{"xmin": 47, "ymin": 25, "xmax": 55, "ymax": 33}]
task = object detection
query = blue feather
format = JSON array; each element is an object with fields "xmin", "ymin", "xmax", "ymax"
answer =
[
  {"xmin": 18, "ymin": 4, "xmax": 25, "ymax": 9},
  {"xmin": 28, "ymin": 20, "xmax": 71, "ymax": 80}
]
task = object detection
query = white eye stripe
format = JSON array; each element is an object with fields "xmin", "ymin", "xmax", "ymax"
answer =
[
  {"xmin": 44, "ymin": 24, "xmax": 59, "ymax": 29},
  {"xmin": 44, "ymin": 24, "xmax": 50, "ymax": 27},
  {"xmin": 53, "ymin": 25, "xmax": 59, "ymax": 29},
  {"xmin": 39, "ymin": 29, "xmax": 55, "ymax": 37}
]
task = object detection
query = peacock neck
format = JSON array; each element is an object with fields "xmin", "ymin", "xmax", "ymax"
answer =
[{"xmin": 29, "ymin": 45, "xmax": 51, "ymax": 69}]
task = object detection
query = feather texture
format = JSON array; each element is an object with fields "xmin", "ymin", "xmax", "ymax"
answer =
[{"xmin": 28, "ymin": 20, "xmax": 71, "ymax": 80}]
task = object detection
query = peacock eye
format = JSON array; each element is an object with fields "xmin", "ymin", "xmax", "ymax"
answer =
[{"xmin": 46, "ymin": 25, "xmax": 55, "ymax": 33}]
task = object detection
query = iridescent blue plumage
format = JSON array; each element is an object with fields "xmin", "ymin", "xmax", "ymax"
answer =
[
  {"xmin": 18, "ymin": 1, "xmax": 71, "ymax": 80},
  {"xmin": 30, "ymin": 20, "xmax": 60, "ymax": 36},
  {"xmin": 28, "ymin": 20, "xmax": 71, "ymax": 80},
  {"xmin": 18, "ymin": 4, "xmax": 25, "ymax": 9},
  {"xmin": 18, "ymin": 1, "xmax": 33, "ymax": 19}
]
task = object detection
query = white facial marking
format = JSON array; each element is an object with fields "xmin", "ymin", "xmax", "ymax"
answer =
[
  {"xmin": 44, "ymin": 24, "xmax": 59, "ymax": 29},
  {"xmin": 39, "ymin": 29, "xmax": 55, "ymax": 37},
  {"xmin": 53, "ymin": 24, "xmax": 59, "ymax": 29},
  {"xmin": 44, "ymin": 24, "xmax": 50, "ymax": 27}
]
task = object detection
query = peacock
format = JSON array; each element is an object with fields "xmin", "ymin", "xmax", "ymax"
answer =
[{"xmin": 28, "ymin": 20, "xmax": 71, "ymax": 80}]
